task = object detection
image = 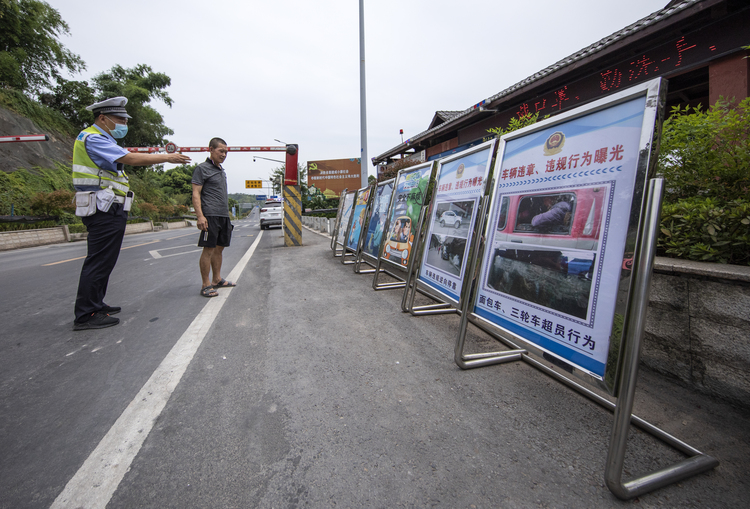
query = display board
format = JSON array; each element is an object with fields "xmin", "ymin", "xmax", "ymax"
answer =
[
  {"xmin": 345, "ymin": 186, "xmax": 371, "ymax": 251},
  {"xmin": 471, "ymin": 80, "xmax": 661, "ymax": 385},
  {"xmin": 335, "ymin": 190, "xmax": 357, "ymax": 248},
  {"xmin": 380, "ymin": 162, "xmax": 433, "ymax": 269},
  {"xmin": 417, "ymin": 140, "xmax": 496, "ymax": 303},
  {"xmin": 362, "ymin": 179, "xmax": 395, "ymax": 261},
  {"xmin": 308, "ymin": 158, "xmax": 363, "ymax": 198}
]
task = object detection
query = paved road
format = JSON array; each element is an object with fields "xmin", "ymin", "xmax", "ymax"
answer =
[{"xmin": 0, "ymin": 218, "xmax": 748, "ymax": 508}]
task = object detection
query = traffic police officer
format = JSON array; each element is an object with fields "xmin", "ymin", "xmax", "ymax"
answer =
[{"xmin": 73, "ymin": 97, "xmax": 191, "ymax": 330}]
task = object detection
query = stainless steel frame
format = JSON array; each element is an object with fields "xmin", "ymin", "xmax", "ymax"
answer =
[
  {"xmin": 453, "ymin": 78, "xmax": 717, "ymax": 498},
  {"xmin": 354, "ymin": 179, "xmax": 395, "ymax": 275},
  {"xmin": 604, "ymin": 178, "xmax": 718, "ymax": 499},
  {"xmin": 340, "ymin": 186, "xmax": 372, "ymax": 266},
  {"xmin": 402, "ymin": 140, "xmax": 498, "ymax": 316},
  {"xmin": 332, "ymin": 189, "xmax": 357, "ymax": 261},
  {"xmin": 372, "ymin": 161, "xmax": 436, "ymax": 291},
  {"xmin": 330, "ymin": 189, "xmax": 347, "ymax": 252}
]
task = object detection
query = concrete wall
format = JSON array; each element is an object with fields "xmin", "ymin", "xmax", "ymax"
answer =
[
  {"xmin": 2, "ymin": 222, "xmax": 155, "ymax": 246},
  {"xmin": 158, "ymin": 220, "xmax": 190, "ymax": 230},
  {"xmin": 0, "ymin": 226, "xmax": 69, "ymax": 251},
  {"xmin": 302, "ymin": 216, "xmax": 335, "ymax": 235},
  {"xmin": 645, "ymin": 259, "xmax": 750, "ymax": 409},
  {"xmin": 125, "ymin": 221, "xmax": 154, "ymax": 235}
]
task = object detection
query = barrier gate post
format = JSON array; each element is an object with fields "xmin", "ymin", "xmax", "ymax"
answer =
[{"xmin": 283, "ymin": 144, "xmax": 302, "ymax": 247}]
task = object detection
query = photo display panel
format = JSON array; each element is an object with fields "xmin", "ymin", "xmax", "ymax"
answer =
[
  {"xmin": 475, "ymin": 93, "xmax": 651, "ymax": 379},
  {"xmin": 336, "ymin": 190, "xmax": 356, "ymax": 247},
  {"xmin": 381, "ymin": 163, "xmax": 433, "ymax": 269},
  {"xmin": 362, "ymin": 179, "xmax": 394, "ymax": 260},
  {"xmin": 346, "ymin": 186, "xmax": 371, "ymax": 250},
  {"xmin": 418, "ymin": 141, "xmax": 495, "ymax": 302}
]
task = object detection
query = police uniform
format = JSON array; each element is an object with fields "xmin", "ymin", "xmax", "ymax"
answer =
[{"xmin": 73, "ymin": 97, "xmax": 132, "ymax": 329}]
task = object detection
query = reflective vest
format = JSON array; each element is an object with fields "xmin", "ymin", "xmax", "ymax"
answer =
[{"xmin": 72, "ymin": 126, "xmax": 130, "ymax": 197}]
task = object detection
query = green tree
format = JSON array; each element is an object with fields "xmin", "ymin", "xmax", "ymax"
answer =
[
  {"xmin": 38, "ymin": 77, "xmax": 95, "ymax": 130},
  {"xmin": 269, "ymin": 163, "xmax": 308, "ymax": 201},
  {"xmin": 486, "ymin": 112, "xmax": 544, "ymax": 138},
  {"xmin": 161, "ymin": 164, "xmax": 196, "ymax": 197},
  {"xmin": 0, "ymin": 0, "xmax": 85, "ymax": 94},
  {"xmin": 227, "ymin": 197, "xmax": 239, "ymax": 216},
  {"xmin": 91, "ymin": 64, "xmax": 175, "ymax": 148}
]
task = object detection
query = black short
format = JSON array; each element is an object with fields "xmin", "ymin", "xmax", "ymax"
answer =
[{"xmin": 198, "ymin": 216, "xmax": 233, "ymax": 248}]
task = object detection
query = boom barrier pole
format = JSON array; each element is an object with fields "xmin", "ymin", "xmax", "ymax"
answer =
[
  {"xmin": 283, "ymin": 144, "xmax": 302, "ymax": 247},
  {"xmin": 0, "ymin": 134, "xmax": 49, "ymax": 143}
]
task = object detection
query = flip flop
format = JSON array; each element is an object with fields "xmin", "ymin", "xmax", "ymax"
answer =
[
  {"xmin": 213, "ymin": 278, "xmax": 236, "ymax": 288},
  {"xmin": 200, "ymin": 286, "xmax": 218, "ymax": 297}
]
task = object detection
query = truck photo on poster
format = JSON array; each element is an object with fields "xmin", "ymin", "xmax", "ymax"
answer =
[{"xmin": 474, "ymin": 84, "xmax": 657, "ymax": 382}]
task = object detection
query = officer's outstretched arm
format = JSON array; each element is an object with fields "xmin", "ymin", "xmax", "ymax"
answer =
[{"xmin": 117, "ymin": 153, "xmax": 191, "ymax": 166}]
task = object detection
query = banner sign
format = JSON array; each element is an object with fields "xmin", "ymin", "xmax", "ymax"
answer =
[
  {"xmin": 418, "ymin": 141, "xmax": 496, "ymax": 302},
  {"xmin": 362, "ymin": 179, "xmax": 394, "ymax": 259},
  {"xmin": 346, "ymin": 186, "xmax": 372, "ymax": 251},
  {"xmin": 336, "ymin": 190, "xmax": 356, "ymax": 248},
  {"xmin": 474, "ymin": 87, "xmax": 655, "ymax": 379},
  {"xmin": 382, "ymin": 163, "xmax": 433, "ymax": 268},
  {"xmin": 308, "ymin": 159, "xmax": 362, "ymax": 199}
]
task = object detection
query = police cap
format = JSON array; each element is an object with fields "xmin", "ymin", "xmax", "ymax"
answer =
[{"xmin": 86, "ymin": 97, "xmax": 132, "ymax": 119}]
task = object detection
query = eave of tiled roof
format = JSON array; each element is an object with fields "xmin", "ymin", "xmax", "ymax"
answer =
[{"xmin": 427, "ymin": 111, "xmax": 463, "ymax": 130}]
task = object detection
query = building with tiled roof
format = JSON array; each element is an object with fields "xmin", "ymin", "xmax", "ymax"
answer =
[{"xmin": 373, "ymin": 0, "xmax": 749, "ymax": 168}]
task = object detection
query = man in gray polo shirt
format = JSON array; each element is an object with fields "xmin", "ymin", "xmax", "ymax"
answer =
[{"xmin": 192, "ymin": 137, "xmax": 236, "ymax": 297}]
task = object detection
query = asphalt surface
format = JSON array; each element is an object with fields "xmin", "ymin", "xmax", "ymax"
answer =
[{"xmin": 1, "ymin": 216, "xmax": 749, "ymax": 508}]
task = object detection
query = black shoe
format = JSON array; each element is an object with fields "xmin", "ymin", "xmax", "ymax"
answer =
[
  {"xmin": 73, "ymin": 312, "xmax": 120, "ymax": 331},
  {"xmin": 100, "ymin": 305, "xmax": 121, "ymax": 315}
]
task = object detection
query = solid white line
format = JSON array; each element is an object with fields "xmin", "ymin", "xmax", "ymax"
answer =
[{"xmin": 50, "ymin": 231, "xmax": 264, "ymax": 509}]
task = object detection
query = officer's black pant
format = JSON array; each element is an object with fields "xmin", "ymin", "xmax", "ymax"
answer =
[{"xmin": 74, "ymin": 203, "xmax": 128, "ymax": 322}]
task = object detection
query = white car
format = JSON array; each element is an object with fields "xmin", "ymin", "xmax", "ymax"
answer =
[
  {"xmin": 439, "ymin": 210, "xmax": 461, "ymax": 228},
  {"xmin": 259, "ymin": 200, "xmax": 282, "ymax": 230}
]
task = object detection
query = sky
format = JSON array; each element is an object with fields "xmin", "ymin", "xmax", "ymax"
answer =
[{"xmin": 52, "ymin": 0, "xmax": 670, "ymax": 194}]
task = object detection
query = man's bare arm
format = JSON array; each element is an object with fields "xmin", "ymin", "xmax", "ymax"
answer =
[{"xmin": 192, "ymin": 183, "xmax": 208, "ymax": 231}]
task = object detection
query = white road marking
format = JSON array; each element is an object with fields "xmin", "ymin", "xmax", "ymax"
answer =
[
  {"xmin": 148, "ymin": 244, "xmax": 202, "ymax": 260},
  {"xmin": 50, "ymin": 232, "xmax": 263, "ymax": 509}
]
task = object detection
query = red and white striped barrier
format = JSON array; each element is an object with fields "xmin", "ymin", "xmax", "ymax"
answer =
[
  {"xmin": 0, "ymin": 134, "xmax": 49, "ymax": 143},
  {"xmin": 125, "ymin": 145, "xmax": 287, "ymax": 154}
]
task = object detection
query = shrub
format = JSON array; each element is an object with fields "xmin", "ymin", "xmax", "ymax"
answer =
[
  {"xmin": 67, "ymin": 223, "xmax": 87, "ymax": 233},
  {"xmin": 656, "ymin": 97, "xmax": 750, "ymax": 203},
  {"xmin": 30, "ymin": 189, "xmax": 75, "ymax": 216},
  {"xmin": 157, "ymin": 203, "xmax": 175, "ymax": 217},
  {"xmin": 658, "ymin": 197, "xmax": 750, "ymax": 265},
  {"xmin": 0, "ymin": 220, "xmax": 56, "ymax": 232},
  {"xmin": 135, "ymin": 202, "xmax": 158, "ymax": 219},
  {"xmin": 486, "ymin": 112, "xmax": 546, "ymax": 138}
]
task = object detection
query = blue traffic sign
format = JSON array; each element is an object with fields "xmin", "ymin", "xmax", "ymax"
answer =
[{"xmin": 255, "ymin": 195, "xmax": 267, "ymax": 200}]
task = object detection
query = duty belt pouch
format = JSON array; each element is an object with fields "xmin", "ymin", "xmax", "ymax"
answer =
[
  {"xmin": 96, "ymin": 187, "xmax": 116, "ymax": 213},
  {"xmin": 74, "ymin": 191, "xmax": 97, "ymax": 217}
]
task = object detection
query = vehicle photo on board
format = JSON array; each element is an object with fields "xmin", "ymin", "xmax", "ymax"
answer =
[
  {"xmin": 439, "ymin": 210, "xmax": 462, "ymax": 228},
  {"xmin": 259, "ymin": 200, "xmax": 282, "ymax": 230}
]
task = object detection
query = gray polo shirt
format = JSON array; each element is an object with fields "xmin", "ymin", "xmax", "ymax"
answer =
[{"xmin": 192, "ymin": 158, "xmax": 229, "ymax": 217}]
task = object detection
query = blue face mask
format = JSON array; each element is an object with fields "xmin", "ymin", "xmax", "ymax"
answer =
[{"xmin": 106, "ymin": 117, "xmax": 129, "ymax": 139}]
